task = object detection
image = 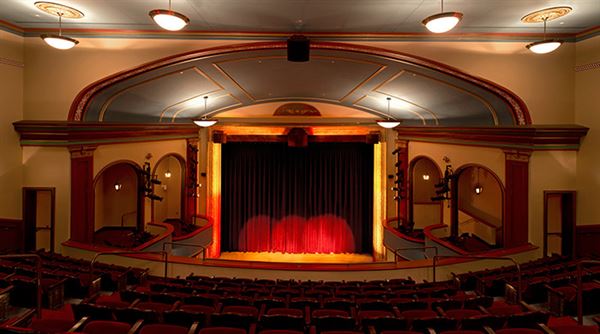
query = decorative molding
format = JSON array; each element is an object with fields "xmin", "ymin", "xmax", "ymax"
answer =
[
  {"xmin": 274, "ymin": 103, "xmax": 321, "ymax": 116},
  {"xmin": 504, "ymin": 150, "xmax": 532, "ymax": 162},
  {"xmin": 575, "ymin": 61, "xmax": 600, "ymax": 72},
  {"xmin": 0, "ymin": 57, "xmax": 24, "ymax": 68},
  {"xmin": 13, "ymin": 121, "xmax": 198, "ymax": 146},
  {"xmin": 68, "ymin": 145, "xmax": 96, "ymax": 158},
  {"xmin": 67, "ymin": 41, "xmax": 532, "ymax": 126},
  {"xmin": 396, "ymin": 125, "xmax": 588, "ymax": 151}
]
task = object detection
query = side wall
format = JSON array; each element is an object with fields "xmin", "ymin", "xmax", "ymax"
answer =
[{"xmin": 0, "ymin": 31, "xmax": 23, "ymax": 218}]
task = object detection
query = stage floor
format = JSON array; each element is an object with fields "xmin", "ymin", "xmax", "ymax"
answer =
[{"xmin": 218, "ymin": 252, "xmax": 374, "ymax": 263}]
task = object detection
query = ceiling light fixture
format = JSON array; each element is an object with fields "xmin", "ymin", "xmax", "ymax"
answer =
[
  {"xmin": 35, "ymin": 2, "xmax": 83, "ymax": 50},
  {"xmin": 522, "ymin": 6, "xmax": 572, "ymax": 54},
  {"xmin": 422, "ymin": 0, "xmax": 463, "ymax": 33},
  {"xmin": 149, "ymin": 0, "xmax": 190, "ymax": 31},
  {"xmin": 164, "ymin": 170, "xmax": 172, "ymax": 178},
  {"xmin": 377, "ymin": 97, "xmax": 401, "ymax": 129},
  {"xmin": 193, "ymin": 96, "xmax": 218, "ymax": 127}
]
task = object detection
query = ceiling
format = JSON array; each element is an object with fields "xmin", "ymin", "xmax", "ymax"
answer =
[
  {"xmin": 1, "ymin": 0, "xmax": 599, "ymax": 37},
  {"xmin": 79, "ymin": 42, "xmax": 522, "ymax": 126}
]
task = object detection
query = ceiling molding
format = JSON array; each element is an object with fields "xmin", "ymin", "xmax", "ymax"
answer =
[{"xmin": 396, "ymin": 125, "xmax": 589, "ymax": 151}]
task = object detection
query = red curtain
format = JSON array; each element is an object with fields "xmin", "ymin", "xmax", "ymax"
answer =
[{"xmin": 221, "ymin": 142, "xmax": 373, "ymax": 253}]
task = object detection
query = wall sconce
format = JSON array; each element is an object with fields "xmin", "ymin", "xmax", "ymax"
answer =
[
  {"xmin": 164, "ymin": 170, "xmax": 172, "ymax": 178},
  {"xmin": 422, "ymin": 174, "xmax": 430, "ymax": 181},
  {"xmin": 474, "ymin": 167, "xmax": 483, "ymax": 195},
  {"xmin": 114, "ymin": 182, "xmax": 122, "ymax": 191}
]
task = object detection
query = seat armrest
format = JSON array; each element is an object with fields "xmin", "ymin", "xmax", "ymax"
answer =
[
  {"xmin": 127, "ymin": 319, "xmax": 144, "ymax": 334},
  {"xmin": 537, "ymin": 323, "xmax": 556, "ymax": 334},
  {"xmin": 187, "ymin": 321, "xmax": 199, "ymax": 334},
  {"xmin": 68, "ymin": 316, "xmax": 89, "ymax": 332}
]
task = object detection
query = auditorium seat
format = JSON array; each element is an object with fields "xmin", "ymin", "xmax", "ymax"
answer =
[
  {"xmin": 80, "ymin": 320, "xmax": 135, "ymax": 334},
  {"xmin": 138, "ymin": 323, "xmax": 192, "ymax": 334},
  {"xmin": 259, "ymin": 314, "xmax": 305, "ymax": 332},
  {"xmin": 198, "ymin": 327, "xmax": 246, "ymax": 334},
  {"xmin": 495, "ymin": 329, "xmax": 544, "ymax": 334},
  {"xmin": 550, "ymin": 325, "xmax": 600, "ymax": 334},
  {"xmin": 258, "ymin": 330, "xmax": 304, "ymax": 334},
  {"xmin": 30, "ymin": 318, "xmax": 76, "ymax": 334}
]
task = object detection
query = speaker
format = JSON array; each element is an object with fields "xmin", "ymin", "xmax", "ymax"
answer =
[{"xmin": 287, "ymin": 35, "xmax": 310, "ymax": 62}]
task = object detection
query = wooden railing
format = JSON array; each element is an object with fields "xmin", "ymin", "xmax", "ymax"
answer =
[
  {"xmin": 90, "ymin": 250, "xmax": 168, "ymax": 279},
  {"xmin": 0, "ymin": 254, "xmax": 42, "ymax": 318},
  {"xmin": 432, "ymin": 255, "xmax": 522, "ymax": 303},
  {"xmin": 392, "ymin": 246, "xmax": 438, "ymax": 262},
  {"xmin": 162, "ymin": 241, "xmax": 207, "ymax": 261}
]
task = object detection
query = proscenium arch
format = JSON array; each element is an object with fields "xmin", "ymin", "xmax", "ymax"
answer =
[
  {"xmin": 453, "ymin": 163, "xmax": 505, "ymax": 247},
  {"xmin": 68, "ymin": 41, "xmax": 531, "ymax": 126},
  {"xmin": 408, "ymin": 155, "xmax": 443, "ymax": 229},
  {"xmin": 92, "ymin": 160, "xmax": 145, "ymax": 234},
  {"xmin": 151, "ymin": 153, "xmax": 187, "ymax": 223}
]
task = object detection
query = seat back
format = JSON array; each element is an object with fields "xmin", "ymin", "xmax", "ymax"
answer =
[{"xmin": 82, "ymin": 320, "xmax": 131, "ymax": 334}]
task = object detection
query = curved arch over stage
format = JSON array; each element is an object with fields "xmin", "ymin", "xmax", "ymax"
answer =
[{"xmin": 68, "ymin": 41, "xmax": 531, "ymax": 126}]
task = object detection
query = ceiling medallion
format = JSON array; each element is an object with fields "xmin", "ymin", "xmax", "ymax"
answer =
[
  {"xmin": 521, "ymin": 6, "xmax": 572, "ymax": 23},
  {"xmin": 274, "ymin": 103, "xmax": 321, "ymax": 116},
  {"xmin": 34, "ymin": 2, "xmax": 84, "ymax": 19}
]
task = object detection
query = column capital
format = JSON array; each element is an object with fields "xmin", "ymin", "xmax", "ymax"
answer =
[
  {"xmin": 504, "ymin": 150, "xmax": 531, "ymax": 162},
  {"xmin": 68, "ymin": 145, "xmax": 96, "ymax": 158}
]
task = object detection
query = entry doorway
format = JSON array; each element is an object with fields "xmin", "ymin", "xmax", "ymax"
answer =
[
  {"xmin": 543, "ymin": 191, "xmax": 576, "ymax": 258},
  {"xmin": 22, "ymin": 187, "xmax": 56, "ymax": 253}
]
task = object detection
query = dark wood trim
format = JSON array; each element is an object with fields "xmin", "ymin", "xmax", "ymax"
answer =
[
  {"xmin": 214, "ymin": 133, "xmax": 380, "ymax": 144},
  {"xmin": 13, "ymin": 121, "xmax": 587, "ymax": 151},
  {"xmin": 544, "ymin": 191, "xmax": 577, "ymax": 258},
  {"xmin": 0, "ymin": 218, "xmax": 24, "ymax": 253},
  {"xmin": 13, "ymin": 121, "xmax": 198, "ymax": 146},
  {"xmin": 396, "ymin": 125, "xmax": 588, "ymax": 151},
  {"xmin": 22, "ymin": 187, "xmax": 56, "ymax": 253}
]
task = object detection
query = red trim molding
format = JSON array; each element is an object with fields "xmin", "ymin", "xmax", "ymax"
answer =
[
  {"xmin": 396, "ymin": 125, "xmax": 588, "ymax": 151},
  {"xmin": 13, "ymin": 121, "xmax": 198, "ymax": 146},
  {"xmin": 69, "ymin": 145, "xmax": 96, "ymax": 243},
  {"xmin": 504, "ymin": 151, "xmax": 530, "ymax": 248}
]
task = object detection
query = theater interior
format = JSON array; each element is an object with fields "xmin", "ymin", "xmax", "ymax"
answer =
[{"xmin": 0, "ymin": 1, "xmax": 599, "ymax": 333}]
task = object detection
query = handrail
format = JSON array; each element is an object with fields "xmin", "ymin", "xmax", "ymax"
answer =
[
  {"xmin": 0, "ymin": 254, "xmax": 42, "ymax": 318},
  {"xmin": 90, "ymin": 250, "xmax": 168, "ymax": 280},
  {"xmin": 120, "ymin": 210, "xmax": 137, "ymax": 227},
  {"xmin": 162, "ymin": 241, "xmax": 206, "ymax": 261},
  {"xmin": 393, "ymin": 246, "xmax": 438, "ymax": 261},
  {"xmin": 433, "ymin": 255, "xmax": 521, "ymax": 303},
  {"xmin": 576, "ymin": 260, "xmax": 600, "ymax": 325}
]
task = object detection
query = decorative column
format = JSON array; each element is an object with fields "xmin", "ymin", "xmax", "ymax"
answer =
[
  {"xmin": 394, "ymin": 139, "xmax": 409, "ymax": 226},
  {"xmin": 185, "ymin": 138, "xmax": 199, "ymax": 223},
  {"xmin": 69, "ymin": 145, "xmax": 96, "ymax": 243},
  {"xmin": 504, "ymin": 150, "xmax": 531, "ymax": 247}
]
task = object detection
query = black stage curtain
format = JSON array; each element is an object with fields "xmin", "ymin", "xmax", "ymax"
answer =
[{"xmin": 221, "ymin": 142, "xmax": 373, "ymax": 253}]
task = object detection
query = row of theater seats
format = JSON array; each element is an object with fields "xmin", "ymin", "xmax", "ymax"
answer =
[
  {"xmin": 454, "ymin": 255, "xmax": 600, "ymax": 316},
  {"xmin": 0, "ymin": 252, "xmax": 598, "ymax": 333}
]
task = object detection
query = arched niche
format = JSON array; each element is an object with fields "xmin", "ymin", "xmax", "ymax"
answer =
[
  {"xmin": 455, "ymin": 164, "xmax": 504, "ymax": 247},
  {"xmin": 93, "ymin": 161, "xmax": 143, "ymax": 234},
  {"xmin": 408, "ymin": 156, "xmax": 443, "ymax": 230},
  {"xmin": 152, "ymin": 153, "xmax": 186, "ymax": 224}
]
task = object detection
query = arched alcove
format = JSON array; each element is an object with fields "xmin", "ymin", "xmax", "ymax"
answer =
[
  {"xmin": 93, "ymin": 161, "xmax": 142, "ymax": 233},
  {"xmin": 455, "ymin": 164, "xmax": 504, "ymax": 248},
  {"xmin": 409, "ymin": 156, "xmax": 443, "ymax": 230},
  {"xmin": 152, "ymin": 153, "xmax": 186, "ymax": 224}
]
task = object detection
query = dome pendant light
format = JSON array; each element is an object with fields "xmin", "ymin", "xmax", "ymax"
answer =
[
  {"xmin": 193, "ymin": 96, "xmax": 218, "ymax": 127},
  {"xmin": 149, "ymin": 0, "xmax": 190, "ymax": 31},
  {"xmin": 35, "ymin": 2, "xmax": 83, "ymax": 50},
  {"xmin": 422, "ymin": 0, "xmax": 463, "ymax": 33},
  {"xmin": 376, "ymin": 97, "xmax": 401, "ymax": 129},
  {"xmin": 522, "ymin": 6, "xmax": 571, "ymax": 54}
]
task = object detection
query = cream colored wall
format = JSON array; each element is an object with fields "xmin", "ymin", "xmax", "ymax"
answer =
[
  {"xmin": 22, "ymin": 146, "xmax": 70, "ymax": 252},
  {"xmin": 0, "ymin": 31, "xmax": 23, "ymax": 218},
  {"xmin": 575, "ymin": 35, "xmax": 600, "ymax": 225},
  {"xmin": 94, "ymin": 140, "xmax": 188, "ymax": 225},
  {"xmin": 529, "ymin": 151, "xmax": 577, "ymax": 247},
  {"xmin": 406, "ymin": 142, "xmax": 505, "ymax": 226}
]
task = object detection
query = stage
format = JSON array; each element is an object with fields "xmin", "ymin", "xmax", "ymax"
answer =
[{"xmin": 218, "ymin": 251, "xmax": 374, "ymax": 263}]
